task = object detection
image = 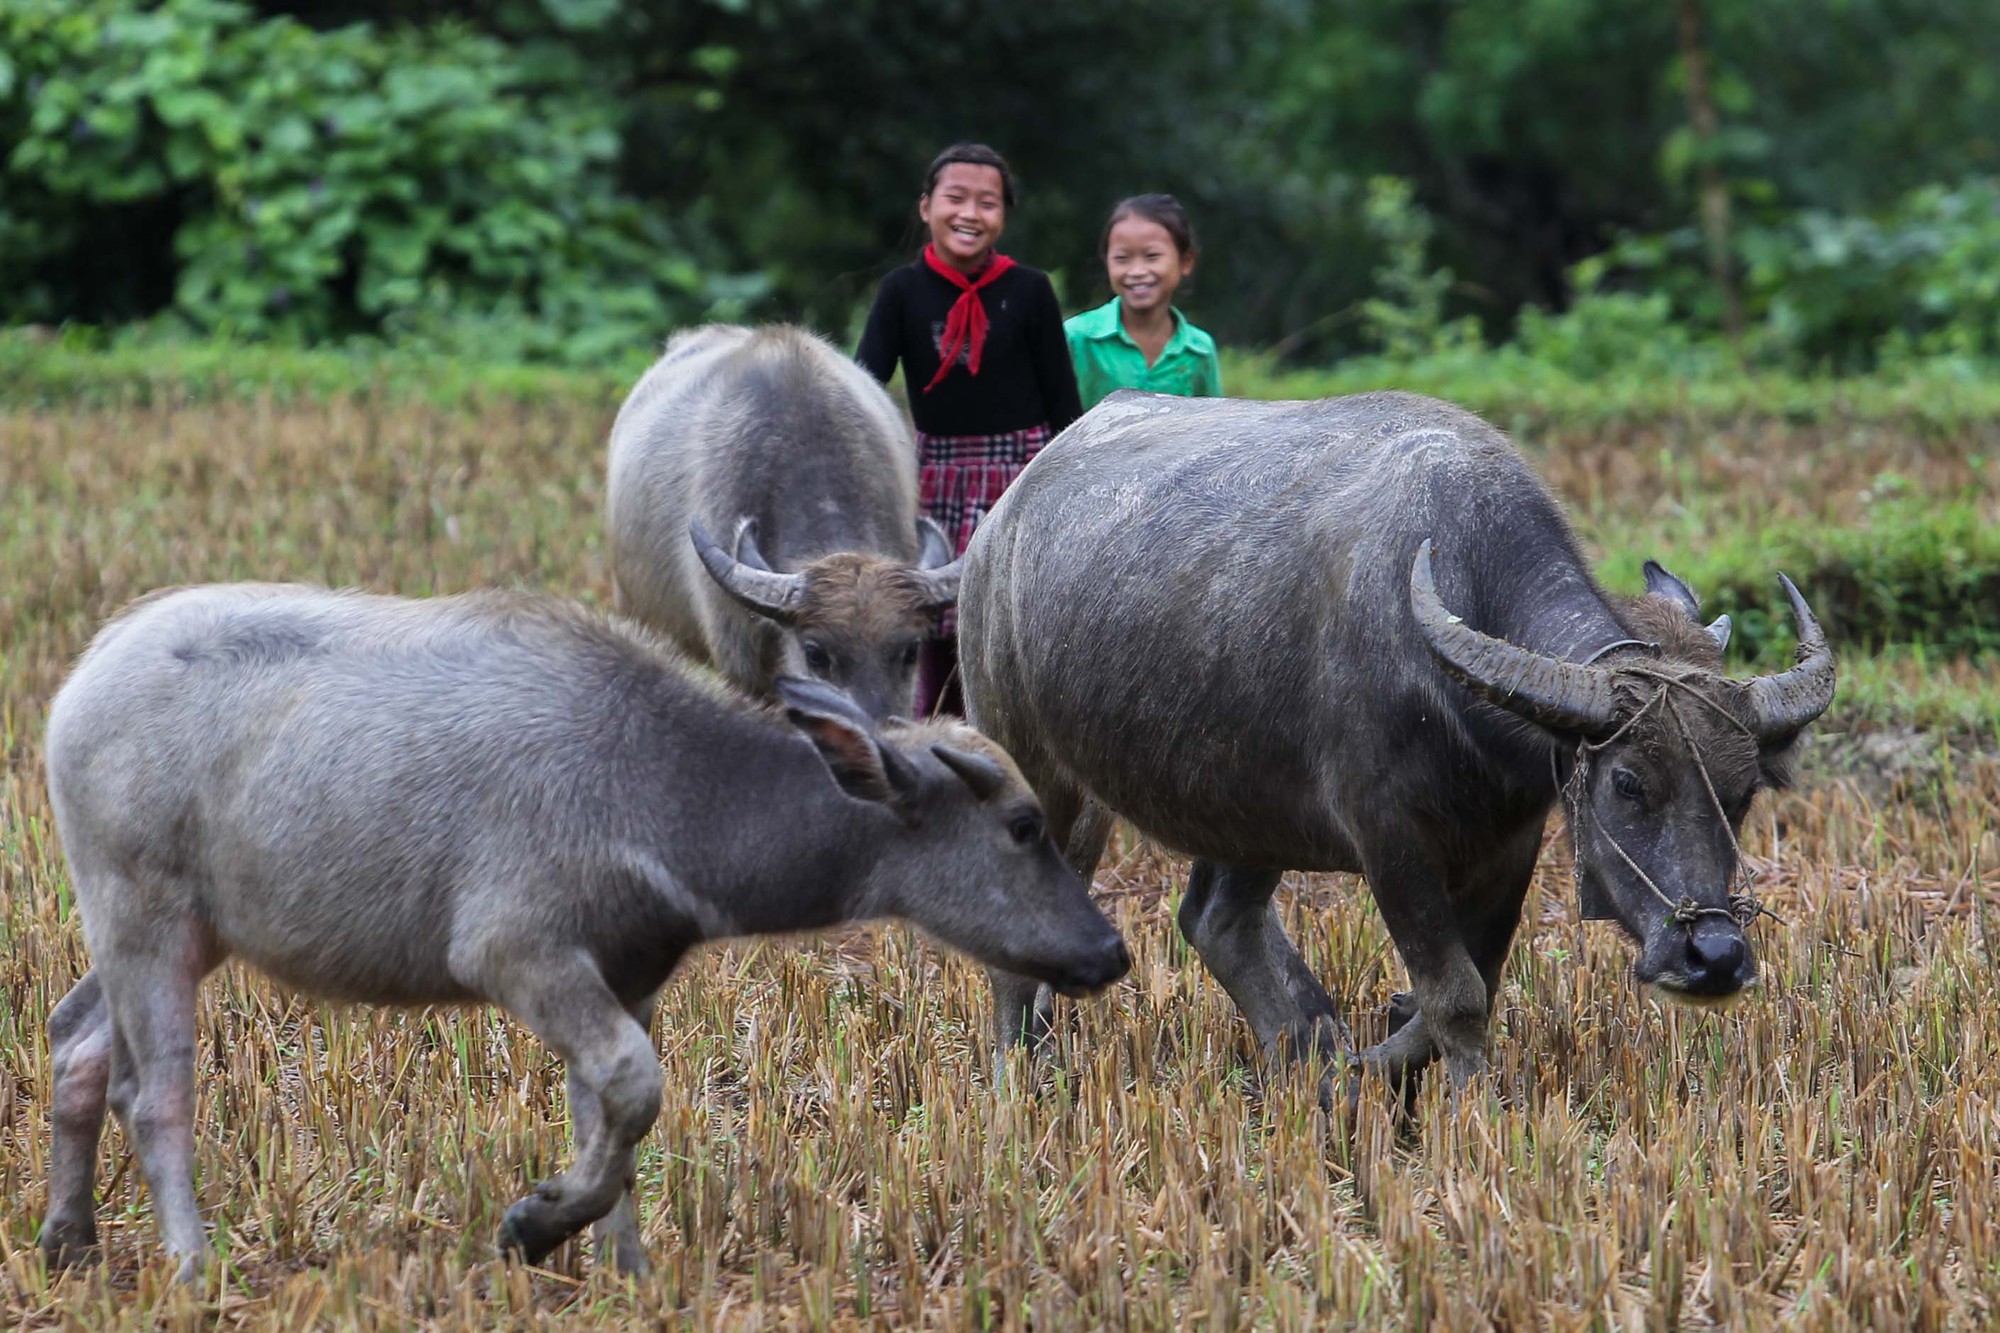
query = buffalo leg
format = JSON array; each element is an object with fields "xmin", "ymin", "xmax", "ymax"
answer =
[
  {"xmin": 1382, "ymin": 829, "xmax": 1537, "ymax": 1042},
  {"xmin": 489, "ymin": 951, "xmax": 662, "ymax": 1267},
  {"xmin": 988, "ymin": 786, "xmax": 1111, "ymax": 1054},
  {"xmin": 1178, "ymin": 861, "xmax": 1348, "ymax": 1061},
  {"xmin": 41, "ymin": 972, "xmax": 112, "ymax": 1268},
  {"xmin": 95, "ymin": 920, "xmax": 210, "ymax": 1283},
  {"xmin": 988, "ymin": 969, "xmax": 1053, "ymax": 1053},
  {"xmin": 1356, "ymin": 844, "xmax": 1489, "ymax": 1091},
  {"xmin": 570, "ymin": 996, "xmax": 657, "ymax": 1277},
  {"xmin": 1463, "ymin": 830, "xmax": 1541, "ymax": 1009}
]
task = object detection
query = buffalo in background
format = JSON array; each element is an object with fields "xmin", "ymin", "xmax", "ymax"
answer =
[{"xmin": 608, "ymin": 324, "xmax": 960, "ymax": 721}]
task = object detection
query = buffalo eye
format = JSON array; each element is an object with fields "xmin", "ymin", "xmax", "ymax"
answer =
[
  {"xmin": 1007, "ymin": 812, "xmax": 1044, "ymax": 846},
  {"xmin": 802, "ymin": 641, "xmax": 832, "ymax": 674},
  {"xmin": 900, "ymin": 641, "xmax": 921, "ymax": 671},
  {"xmin": 1611, "ymin": 767, "xmax": 1646, "ymax": 802}
]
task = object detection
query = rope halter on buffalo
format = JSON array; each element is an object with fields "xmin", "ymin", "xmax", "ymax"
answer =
[{"xmin": 1559, "ymin": 667, "xmax": 1778, "ymax": 931}]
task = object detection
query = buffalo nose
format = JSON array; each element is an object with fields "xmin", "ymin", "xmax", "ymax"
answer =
[
  {"xmin": 1085, "ymin": 939, "xmax": 1132, "ymax": 988},
  {"xmin": 1687, "ymin": 924, "xmax": 1747, "ymax": 982}
]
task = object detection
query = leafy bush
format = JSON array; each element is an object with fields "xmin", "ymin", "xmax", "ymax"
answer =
[
  {"xmin": 1595, "ymin": 500, "xmax": 2000, "ymax": 662},
  {"xmin": 1590, "ymin": 178, "xmax": 2000, "ymax": 372},
  {"xmin": 1358, "ymin": 177, "xmax": 1483, "ymax": 360},
  {"xmin": 1511, "ymin": 285, "xmax": 1723, "ymax": 381},
  {"xmin": 1743, "ymin": 179, "xmax": 2000, "ymax": 370},
  {"xmin": 0, "ymin": 0, "xmax": 759, "ymax": 361}
]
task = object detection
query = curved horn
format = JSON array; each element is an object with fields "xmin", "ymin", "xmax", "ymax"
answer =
[
  {"xmin": 732, "ymin": 516, "xmax": 771, "ymax": 568},
  {"xmin": 931, "ymin": 742, "xmax": 1008, "ymax": 801},
  {"xmin": 1744, "ymin": 573, "xmax": 1836, "ymax": 740},
  {"xmin": 910, "ymin": 516, "xmax": 962, "ymax": 612},
  {"xmin": 1409, "ymin": 539, "xmax": 1623, "ymax": 737},
  {"xmin": 690, "ymin": 518, "xmax": 807, "ymax": 624}
]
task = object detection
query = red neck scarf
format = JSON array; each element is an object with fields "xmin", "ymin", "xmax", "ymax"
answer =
[{"xmin": 920, "ymin": 242, "xmax": 1016, "ymax": 393}]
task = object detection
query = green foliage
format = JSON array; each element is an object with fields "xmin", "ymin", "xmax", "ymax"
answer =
[
  {"xmin": 1595, "ymin": 177, "xmax": 2000, "ymax": 370},
  {"xmin": 1742, "ymin": 179, "xmax": 2000, "ymax": 370},
  {"xmin": 1513, "ymin": 290, "xmax": 1710, "ymax": 380},
  {"xmin": 0, "ymin": 0, "xmax": 758, "ymax": 361},
  {"xmin": 5, "ymin": 0, "xmax": 2000, "ymax": 368},
  {"xmin": 1358, "ymin": 178, "xmax": 1481, "ymax": 360},
  {"xmin": 1644, "ymin": 499, "xmax": 2000, "ymax": 661},
  {"xmin": 1234, "ymin": 0, "xmax": 2000, "ymax": 355}
]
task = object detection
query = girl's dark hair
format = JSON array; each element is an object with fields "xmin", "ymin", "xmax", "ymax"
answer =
[
  {"xmin": 1102, "ymin": 193, "xmax": 1197, "ymax": 259},
  {"xmin": 922, "ymin": 143, "xmax": 1016, "ymax": 209}
]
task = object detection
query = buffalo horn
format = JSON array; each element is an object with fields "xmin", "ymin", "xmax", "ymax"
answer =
[
  {"xmin": 1409, "ymin": 539, "xmax": 1622, "ymax": 738},
  {"xmin": 1744, "ymin": 573, "xmax": 1836, "ymax": 739},
  {"xmin": 690, "ymin": 518, "xmax": 806, "ymax": 623},
  {"xmin": 931, "ymin": 743, "xmax": 1009, "ymax": 800}
]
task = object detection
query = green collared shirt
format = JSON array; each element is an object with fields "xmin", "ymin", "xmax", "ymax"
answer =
[{"xmin": 1064, "ymin": 298, "xmax": 1223, "ymax": 411}]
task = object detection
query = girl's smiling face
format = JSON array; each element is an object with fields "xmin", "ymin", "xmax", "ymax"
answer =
[
  {"xmin": 1106, "ymin": 215, "xmax": 1193, "ymax": 315},
  {"xmin": 921, "ymin": 163, "xmax": 1007, "ymax": 271}
]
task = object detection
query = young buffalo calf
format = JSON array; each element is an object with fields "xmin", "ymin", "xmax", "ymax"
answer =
[{"xmin": 39, "ymin": 584, "xmax": 1128, "ymax": 1283}]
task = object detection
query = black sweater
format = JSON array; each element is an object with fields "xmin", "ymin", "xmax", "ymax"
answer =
[{"xmin": 856, "ymin": 259, "xmax": 1082, "ymax": 437}]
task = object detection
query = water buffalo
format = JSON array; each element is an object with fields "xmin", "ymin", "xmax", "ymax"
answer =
[
  {"xmin": 960, "ymin": 390, "xmax": 1833, "ymax": 1091},
  {"xmin": 38, "ymin": 584, "xmax": 1127, "ymax": 1282},
  {"xmin": 607, "ymin": 323, "xmax": 959, "ymax": 721}
]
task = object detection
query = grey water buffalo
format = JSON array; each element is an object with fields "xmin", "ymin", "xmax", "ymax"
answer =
[
  {"xmin": 607, "ymin": 323, "xmax": 958, "ymax": 721},
  {"xmin": 960, "ymin": 390, "xmax": 1834, "ymax": 1091},
  {"xmin": 39, "ymin": 584, "xmax": 1127, "ymax": 1282}
]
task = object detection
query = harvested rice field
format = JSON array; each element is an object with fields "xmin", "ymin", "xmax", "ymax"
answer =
[{"xmin": 3, "ymin": 392, "xmax": 1997, "ymax": 1329}]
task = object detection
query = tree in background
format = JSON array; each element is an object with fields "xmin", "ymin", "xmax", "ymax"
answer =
[
  {"xmin": 4, "ymin": 0, "xmax": 1998, "ymax": 367},
  {"xmin": 0, "ymin": 0, "xmax": 758, "ymax": 361}
]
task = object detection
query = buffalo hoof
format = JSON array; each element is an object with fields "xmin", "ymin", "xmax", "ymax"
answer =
[
  {"xmin": 39, "ymin": 1216, "xmax": 99, "ymax": 1270},
  {"xmin": 497, "ymin": 1195, "xmax": 579, "ymax": 1268},
  {"xmin": 1384, "ymin": 991, "xmax": 1419, "ymax": 1037},
  {"xmin": 1319, "ymin": 1053, "xmax": 1427, "ymax": 1115},
  {"xmin": 605, "ymin": 1243, "xmax": 652, "ymax": 1280},
  {"xmin": 1270, "ymin": 1015, "xmax": 1349, "ymax": 1069},
  {"xmin": 1442, "ymin": 1048, "xmax": 1491, "ymax": 1094}
]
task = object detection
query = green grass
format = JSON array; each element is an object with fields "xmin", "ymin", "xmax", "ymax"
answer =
[
  {"xmin": 10, "ymin": 327, "xmax": 2000, "ymax": 432},
  {"xmin": 0, "ymin": 328, "xmax": 631, "ymax": 410},
  {"xmin": 1827, "ymin": 648, "xmax": 2000, "ymax": 738},
  {"xmin": 1230, "ymin": 346, "xmax": 2000, "ymax": 432},
  {"xmin": 1582, "ymin": 498, "xmax": 2000, "ymax": 663}
]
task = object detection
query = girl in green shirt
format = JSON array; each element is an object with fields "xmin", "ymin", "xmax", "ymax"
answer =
[{"xmin": 1064, "ymin": 194, "xmax": 1223, "ymax": 411}]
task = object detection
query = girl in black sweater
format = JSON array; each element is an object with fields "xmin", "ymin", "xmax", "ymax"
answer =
[{"xmin": 858, "ymin": 143, "xmax": 1082, "ymax": 716}]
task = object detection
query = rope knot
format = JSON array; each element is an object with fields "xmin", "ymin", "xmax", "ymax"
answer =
[{"xmin": 1729, "ymin": 892, "xmax": 1776, "ymax": 927}]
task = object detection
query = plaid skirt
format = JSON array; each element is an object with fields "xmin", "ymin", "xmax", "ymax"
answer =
[{"xmin": 918, "ymin": 422, "xmax": 1051, "ymax": 635}]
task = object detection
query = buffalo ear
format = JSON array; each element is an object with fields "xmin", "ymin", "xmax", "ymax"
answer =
[
  {"xmin": 778, "ymin": 677, "xmax": 919, "ymax": 807},
  {"xmin": 1642, "ymin": 560, "xmax": 1702, "ymax": 620}
]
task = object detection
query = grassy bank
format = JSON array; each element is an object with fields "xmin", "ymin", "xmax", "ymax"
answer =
[{"xmin": 10, "ymin": 328, "xmax": 2000, "ymax": 427}]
